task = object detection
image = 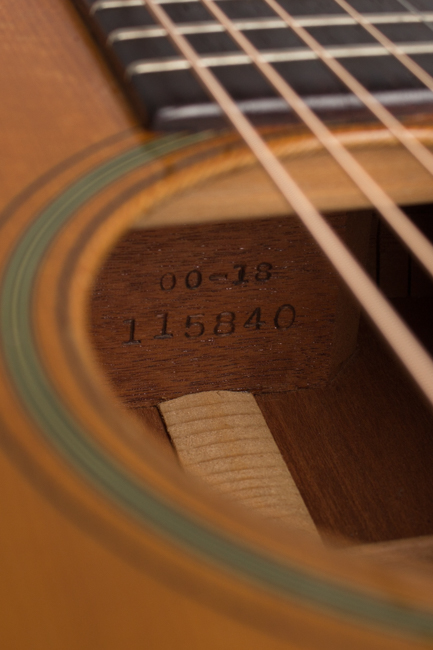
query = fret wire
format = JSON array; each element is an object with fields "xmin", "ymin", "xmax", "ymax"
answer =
[
  {"xmin": 333, "ymin": 0, "xmax": 433, "ymax": 95},
  {"xmin": 101, "ymin": 11, "xmax": 433, "ymax": 34},
  {"xmin": 108, "ymin": 16, "xmax": 433, "ymax": 42},
  {"xmin": 125, "ymin": 43, "xmax": 433, "ymax": 74},
  {"xmin": 127, "ymin": 57, "xmax": 192, "ymax": 73},
  {"xmin": 143, "ymin": 0, "xmax": 433, "ymax": 409},
  {"xmin": 91, "ymin": 0, "xmax": 228, "ymax": 10},
  {"xmin": 362, "ymin": 11, "xmax": 433, "ymax": 25},
  {"xmin": 196, "ymin": 0, "xmax": 433, "ymax": 284},
  {"xmin": 109, "ymin": 27, "xmax": 169, "ymax": 42},
  {"xmin": 91, "ymin": 0, "xmax": 144, "ymax": 11},
  {"xmin": 262, "ymin": 0, "xmax": 433, "ymax": 181},
  {"xmin": 109, "ymin": 23, "xmax": 225, "ymax": 43},
  {"xmin": 90, "ymin": 0, "xmax": 204, "ymax": 14},
  {"xmin": 158, "ymin": 91, "xmax": 433, "ymax": 122},
  {"xmin": 92, "ymin": 0, "xmax": 433, "ymax": 27}
]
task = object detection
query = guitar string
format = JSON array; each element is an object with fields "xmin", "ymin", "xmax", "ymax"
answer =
[
  {"xmin": 114, "ymin": 1, "xmax": 433, "ymax": 279},
  {"xmin": 396, "ymin": 0, "xmax": 433, "ymax": 34},
  {"xmin": 262, "ymin": 0, "xmax": 433, "ymax": 178},
  {"xmin": 144, "ymin": 0, "xmax": 433, "ymax": 408},
  {"xmin": 332, "ymin": 0, "xmax": 433, "ymax": 92},
  {"xmin": 198, "ymin": 0, "xmax": 433, "ymax": 281}
]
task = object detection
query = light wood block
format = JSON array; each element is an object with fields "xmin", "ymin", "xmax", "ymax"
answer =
[{"xmin": 159, "ymin": 390, "xmax": 318, "ymax": 534}]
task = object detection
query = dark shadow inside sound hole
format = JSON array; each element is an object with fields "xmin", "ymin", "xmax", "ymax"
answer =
[
  {"xmin": 373, "ymin": 203, "xmax": 433, "ymax": 355},
  {"xmin": 89, "ymin": 208, "xmax": 433, "ymax": 550}
]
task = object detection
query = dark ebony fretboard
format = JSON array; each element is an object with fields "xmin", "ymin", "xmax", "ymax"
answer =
[{"xmin": 73, "ymin": 0, "xmax": 433, "ymax": 129}]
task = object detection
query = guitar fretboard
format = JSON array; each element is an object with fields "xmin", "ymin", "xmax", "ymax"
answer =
[{"xmin": 74, "ymin": 0, "xmax": 433, "ymax": 128}]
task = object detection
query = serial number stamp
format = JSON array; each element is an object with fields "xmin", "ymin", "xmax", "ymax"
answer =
[
  {"xmin": 122, "ymin": 262, "xmax": 295, "ymax": 345},
  {"xmin": 91, "ymin": 216, "xmax": 346, "ymax": 404},
  {"xmin": 123, "ymin": 303, "xmax": 295, "ymax": 344}
]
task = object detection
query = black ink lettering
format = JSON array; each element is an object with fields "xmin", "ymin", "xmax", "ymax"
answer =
[
  {"xmin": 209, "ymin": 273, "xmax": 228, "ymax": 282},
  {"xmin": 185, "ymin": 269, "xmax": 202, "ymax": 290},
  {"xmin": 160, "ymin": 272, "xmax": 176, "ymax": 291},
  {"xmin": 154, "ymin": 313, "xmax": 173, "ymax": 339},
  {"xmin": 255, "ymin": 262, "xmax": 272, "ymax": 282},
  {"xmin": 123, "ymin": 319, "xmax": 141, "ymax": 345},
  {"xmin": 244, "ymin": 307, "xmax": 265, "ymax": 330},
  {"xmin": 214, "ymin": 311, "xmax": 235, "ymax": 337},
  {"xmin": 233, "ymin": 264, "xmax": 248, "ymax": 285},
  {"xmin": 185, "ymin": 314, "xmax": 205, "ymax": 338},
  {"xmin": 274, "ymin": 304, "xmax": 295, "ymax": 330}
]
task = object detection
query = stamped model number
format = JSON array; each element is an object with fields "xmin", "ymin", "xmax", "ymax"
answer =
[{"xmin": 159, "ymin": 262, "xmax": 273, "ymax": 291}]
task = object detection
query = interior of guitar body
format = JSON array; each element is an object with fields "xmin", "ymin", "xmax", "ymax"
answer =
[
  {"xmin": 88, "ymin": 129, "xmax": 433, "ymax": 566},
  {"xmin": 68, "ymin": 0, "xmax": 433, "ymax": 568}
]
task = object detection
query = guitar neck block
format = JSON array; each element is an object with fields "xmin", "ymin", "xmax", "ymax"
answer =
[{"xmin": 91, "ymin": 211, "xmax": 371, "ymax": 406}]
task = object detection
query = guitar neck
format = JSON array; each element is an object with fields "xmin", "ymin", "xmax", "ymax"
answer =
[{"xmin": 73, "ymin": 0, "xmax": 433, "ymax": 129}]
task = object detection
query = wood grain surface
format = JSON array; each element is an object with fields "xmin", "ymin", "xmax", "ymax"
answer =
[
  {"xmin": 2, "ymin": 0, "xmax": 433, "ymax": 648},
  {"xmin": 159, "ymin": 390, "xmax": 318, "ymax": 533},
  {"xmin": 258, "ymin": 316, "xmax": 433, "ymax": 544},
  {"xmin": 90, "ymin": 214, "xmax": 362, "ymax": 405}
]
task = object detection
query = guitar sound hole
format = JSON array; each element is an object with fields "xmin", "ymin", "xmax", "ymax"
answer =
[{"xmin": 89, "ymin": 206, "xmax": 433, "ymax": 549}]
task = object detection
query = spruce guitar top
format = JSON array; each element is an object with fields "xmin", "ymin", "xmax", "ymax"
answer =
[{"xmin": 2, "ymin": 0, "xmax": 433, "ymax": 648}]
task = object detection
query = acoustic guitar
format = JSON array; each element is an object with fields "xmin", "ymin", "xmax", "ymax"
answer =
[{"xmin": 2, "ymin": 0, "xmax": 433, "ymax": 647}]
